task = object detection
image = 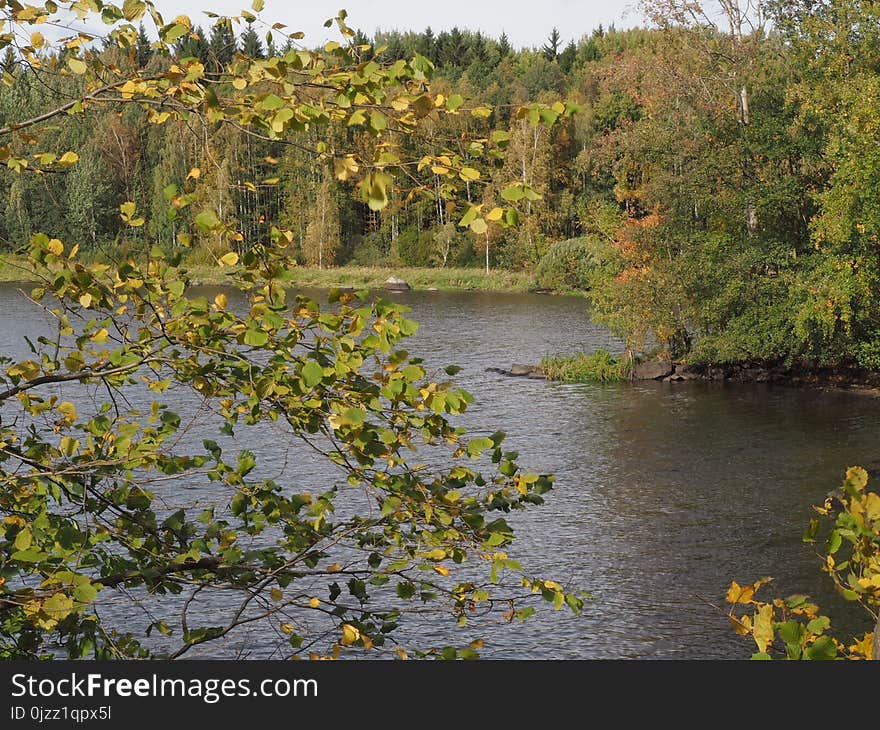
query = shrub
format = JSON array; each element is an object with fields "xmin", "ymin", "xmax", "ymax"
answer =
[{"xmin": 535, "ymin": 236, "xmax": 612, "ymax": 292}]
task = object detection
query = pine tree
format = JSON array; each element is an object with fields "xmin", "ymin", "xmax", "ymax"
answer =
[
  {"xmin": 558, "ymin": 40, "xmax": 577, "ymax": 73},
  {"xmin": 498, "ymin": 32, "xmax": 511, "ymax": 57},
  {"xmin": 135, "ymin": 23, "xmax": 152, "ymax": 67},
  {"xmin": 542, "ymin": 28, "xmax": 561, "ymax": 61},
  {"xmin": 240, "ymin": 22, "xmax": 264, "ymax": 60},
  {"xmin": 208, "ymin": 21, "xmax": 236, "ymax": 73}
]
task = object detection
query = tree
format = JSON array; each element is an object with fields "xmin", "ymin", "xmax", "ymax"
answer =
[
  {"xmin": 0, "ymin": 3, "xmax": 582, "ymax": 660},
  {"xmin": 135, "ymin": 23, "xmax": 152, "ymax": 68},
  {"xmin": 542, "ymin": 28, "xmax": 561, "ymax": 61},
  {"xmin": 303, "ymin": 171, "xmax": 340, "ymax": 268},
  {"xmin": 240, "ymin": 21, "xmax": 265, "ymax": 60},
  {"xmin": 498, "ymin": 32, "xmax": 511, "ymax": 58}
]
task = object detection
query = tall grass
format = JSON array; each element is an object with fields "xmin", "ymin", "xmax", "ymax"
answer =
[{"xmin": 541, "ymin": 349, "xmax": 629, "ymax": 382}]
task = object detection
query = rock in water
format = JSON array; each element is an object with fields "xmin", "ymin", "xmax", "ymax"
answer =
[
  {"xmin": 633, "ymin": 360, "xmax": 674, "ymax": 380},
  {"xmin": 385, "ymin": 277, "xmax": 412, "ymax": 292},
  {"xmin": 510, "ymin": 363, "xmax": 535, "ymax": 376}
]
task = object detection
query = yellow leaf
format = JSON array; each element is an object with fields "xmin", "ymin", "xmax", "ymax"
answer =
[
  {"xmin": 753, "ymin": 603, "xmax": 775, "ymax": 653},
  {"xmin": 57, "ymin": 401, "xmax": 77, "ymax": 423},
  {"xmin": 119, "ymin": 80, "xmax": 137, "ymax": 99},
  {"xmin": 218, "ymin": 251, "xmax": 239, "ymax": 267},
  {"xmin": 470, "ymin": 218, "xmax": 488, "ymax": 235},
  {"xmin": 91, "ymin": 328, "xmax": 109, "ymax": 344},
  {"xmin": 340, "ymin": 623, "xmax": 360, "ymax": 646},
  {"xmin": 326, "ymin": 563, "xmax": 341, "ymax": 572},
  {"xmin": 486, "ymin": 207, "xmax": 503, "ymax": 221},
  {"xmin": 433, "ymin": 565, "xmax": 450, "ymax": 576},
  {"xmin": 270, "ymin": 587, "xmax": 283, "ymax": 602},
  {"xmin": 281, "ymin": 623, "xmax": 295, "ymax": 635},
  {"xmin": 186, "ymin": 167, "xmax": 201, "ymax": 180},
  {"xmin": 726, "ymin": 581, "xmax": 755, "ymax": 605},
  {"xmin": 214, "ymin": 293, "xmax": 227, "ymax": 310},
  {"xmin": 396, "ymin": 647, "xmax": 409, "ymax": 660},
  {"xmin": 67, "ymin": 58, "xmax": 87, "ymax": 74},
  {"xmin": 424, "ymin": 548, "xmax": 445, "ymax": 561},
  {"xmin": 58, "ymin": 151, "xmax": 79, "ymax": 167},
  {"xmin": 729, "ymin": 613, "xmax": 752, "ymax": 636},
  {"xmin": 232, "ymin": 77, "xmax": 247, "ymax": 90},
  {"xmin": 47, "ymin": 238, "xmax": 64, "ymax": 256},
  {"xmin": 30, "ymin": 32, "xmax": 44, "ymax": 49},
  {"xmin": 308, "ymin": 597, "xmax": 320, "ymax": 608}
]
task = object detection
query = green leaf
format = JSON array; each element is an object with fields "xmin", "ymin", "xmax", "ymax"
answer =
[
  {"xmin": 803, "ymin": 635, "xmax": 837, "ymax": 660},
  {"xmin": 458, "ymin": 205, "xmax": 479, "ymax": 228},
  {"xmin": 446, "ymin": 94, "xmax": 463, "ymax": 111},
  {"xmin": 243, "ymin": 329, "xmax": 268, "ymax": 346},
  {"xmin": 260, "ymin": 93, "xmax": 286, "ymax": 110},
  {"xmin": 301, "ymin": 360, "xmax": 324, "ymax": 388},
  {"xmin": 501, "ymin": 185, "xmax": 526, "ymax": 202},
  {"xmin": 369, "ymin": 111, "xmax": 387, "ymax": 131},
  {"xmin": 194, "ymin": 210, "xmax": 221, "ymax": 231},
  {"xmin": 467, "ymin": 437, "xmax": 494, "ymax": 458}
]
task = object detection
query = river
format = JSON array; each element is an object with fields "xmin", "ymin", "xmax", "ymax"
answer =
[{"xmin": 1, "ymin": 282, "xmax": 877, "ymax": 659}]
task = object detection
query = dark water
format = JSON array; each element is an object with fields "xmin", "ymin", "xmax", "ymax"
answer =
[{"xmin": 1, "ymin": 282, "xmax": 877, "ymax": 659}]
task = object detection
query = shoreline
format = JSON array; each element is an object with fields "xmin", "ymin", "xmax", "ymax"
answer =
[
  {"xmin": 0, "ymin": 254, "xmax": 539, "ymax": 293},
  {"xmin": 495, "ymin": 359, "xmax": 880, "ymax": 396}
]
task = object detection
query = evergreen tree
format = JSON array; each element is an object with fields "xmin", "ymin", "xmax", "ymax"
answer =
[
  {"xmin": 498, "ymin": 32, "xmax": 511, "ymax": 57},
  {"xmin": 208, "ymin": 21, "xmax": 236, "ymax": 73},
  {"xmin": 135, "ymin": 23, "xmax": 152, "ymax": 67},
  {"xmin": 240, "ymin": 22, "xmax": 264, "ymax": 59},
  {"xmin": 542, "ymin": 28, "xmax": 561, "ymax": 61},
  {"xmin": 416, "ymin": 27, "xmax": 436, "ymax": 63},
  {"xmin": 558, "ymin": 40, "xmax": 577, "ymax": 73}
]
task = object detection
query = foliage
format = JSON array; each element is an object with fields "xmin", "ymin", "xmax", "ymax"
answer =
[
  {"xmin": 534, "ymin": 236, "xmax": 617, "ymax": 293},
  {"xmin": 0, "ymin": 2, "xmax": 586, "ymax": 659},
  {"xmin": 541, "ymin": 350, "xmax": 628, "ymax": 382},
  {"xmin": 727, "ymin": 467, "xmax": 879, "ymax": 660}
]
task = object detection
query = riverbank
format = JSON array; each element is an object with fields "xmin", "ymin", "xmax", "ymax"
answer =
[
  {"xmin": 190, "ymin": 263, "xmax": 536, "ymax": 291},
  {"xmin": 0, "ymin": 254, "xmax": 537, "ymax": 292},
  {"xmin": 498, "ymin": 355, "xmax": 880, "ymax": 395}
]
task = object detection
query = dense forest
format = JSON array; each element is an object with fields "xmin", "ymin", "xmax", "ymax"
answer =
[{"xmin": 2, "ymin": 0, "xmax": 880, "ymax": 370}]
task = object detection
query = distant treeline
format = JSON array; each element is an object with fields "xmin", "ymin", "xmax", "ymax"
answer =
[{"xmin": 0, "ymin": 21, "xmax": 635, "ymax": 271}]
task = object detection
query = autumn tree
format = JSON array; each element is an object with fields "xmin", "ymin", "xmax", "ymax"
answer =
[{"xmin": 0, "ymin": 1, "xmax": 583, "ymax": 660}]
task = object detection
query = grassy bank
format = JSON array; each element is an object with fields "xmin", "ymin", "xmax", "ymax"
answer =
[
  {"xmin": 189, "ymin": 264, "xmax": 536, "ymax": 291},
  {"xmin": 0, "ymin": 255, "xmax": 38, "ymax": 282},
  {"xmin": 0, "ymin": 254, "xmax": 536, "ymax": 292}
]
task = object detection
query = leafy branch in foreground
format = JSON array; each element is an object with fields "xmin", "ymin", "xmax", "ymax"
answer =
[
  {"xmin": 0, "ymin": 1, "xmax": 584, "ymax": 659},
  {"xmin": 726, "ymin": 466, "xmax": 879, "ymax": 660}
]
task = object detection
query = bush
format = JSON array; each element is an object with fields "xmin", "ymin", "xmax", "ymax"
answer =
[
  {"xmin": 347, "ymin": 232, "xmax": 391, "ymax": 267},
  {"xmin": 392, "ymin": 227, "xmax": 435, "ymax": 267},
  {"xmin": 541, "ymin": 349, "xmax": 629, "ymax": 382},
  {"xmin": 535, "ymin": 236, "xmax": 611, "ymax": 292}
]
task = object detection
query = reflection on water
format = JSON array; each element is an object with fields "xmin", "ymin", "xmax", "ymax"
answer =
[{"xmin": 1, "ymin": 283, "xmax": 877, "ymax": 658}]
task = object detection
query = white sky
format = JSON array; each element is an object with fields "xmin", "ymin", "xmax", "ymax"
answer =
[{"xmin": 154, "ymin": 1, "xmax": 643, "ymax": 49}]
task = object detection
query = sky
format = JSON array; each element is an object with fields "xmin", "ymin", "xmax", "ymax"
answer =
[{"xmin": 155, "ymin": 1, "xmax": 643, "ymax": 50}]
